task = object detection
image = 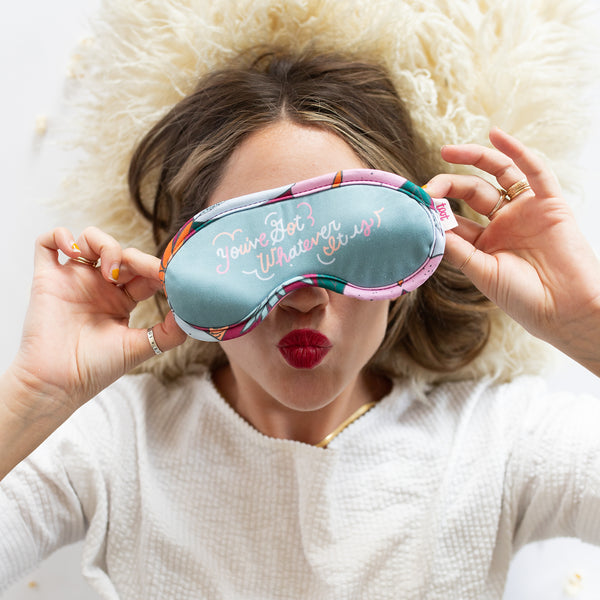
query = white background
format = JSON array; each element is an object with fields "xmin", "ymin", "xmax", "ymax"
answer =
[{"xmin": 1, "ymin": 1, "xmax": 600, "ymax": 598}]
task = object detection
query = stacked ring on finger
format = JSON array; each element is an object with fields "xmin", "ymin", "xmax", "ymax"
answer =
[
  {"xmin": 70, "ymin": 256, "xmax": 100, "ymax": 268},
  {"xmin": 487, "ymin": 178, "xmax": 532, "ymax": 219},
  {"xmin": 504, "ymin": 179, "xmax": 531, "ymax": 201}
]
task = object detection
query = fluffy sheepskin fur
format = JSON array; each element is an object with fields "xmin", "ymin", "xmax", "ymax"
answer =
[{"xmin": 55, "ymin": 0, "xmax": 599, "ymax": 386}]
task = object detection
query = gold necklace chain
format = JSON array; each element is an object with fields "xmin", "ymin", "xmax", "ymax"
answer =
[{"xmin": 315, "ymin": 402, "xmax": 377, "ymax": 448}]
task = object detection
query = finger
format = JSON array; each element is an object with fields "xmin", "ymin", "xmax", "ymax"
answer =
[
  {"xmin": 489, "ymin": 127, "xmax": 562, "ymax": 198},
  {"xmin": 118, "ymin": 247, "xmax": 162, "ymax": 283},
  {"xmin": 74, "ymin": 226, "xmax": 123, "ymax": 283},
  {"xmin": 119, "ymin": 277, "xmax": 163, "ymax": 305},
  {"xmin": 440, "ymin": 141, "xmax": 526, "ymax": 192},
  {"xmin": 128, "ymin": 311, "xmax": 187, "ymax": 365},
  {"xmin": 425, "ymin": 173, "xmax": 503, "ymax": 218},
  {"xmin": 35, "ymin": 227, "xmax": 82, "ymax": 267},
  {"xmin": 451, "ymin": 214, "xmax": 485, "ymax": 246},
  {"xmin": 151, "ymin": 311, "xmax": 188, "ymax": 353},
  {"xmin": 443, "ymin": 231, "xmax": 473, "ymax": 269},
  {"xmin": 114, "ymin": 248, "xmax": 163, "ymax": 303},
  {"xmin": 444, "ymin": 231, "xmax": 492, "ymax": 283}
]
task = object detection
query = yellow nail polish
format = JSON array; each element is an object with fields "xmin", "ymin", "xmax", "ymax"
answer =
[
  {"xmin": 72, "ymin": 242, "xmax": 81, "ymax": 252},
  {"xmin": 111, "ymin": 267, "xmax": 120, "ymax": 282}
]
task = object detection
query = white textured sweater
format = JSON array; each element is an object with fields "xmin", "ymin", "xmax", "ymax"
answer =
[{"xmin": 1, "ymin": 373, "xmax": 600, "ymax": 599}]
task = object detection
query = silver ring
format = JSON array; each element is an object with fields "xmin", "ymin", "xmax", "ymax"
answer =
[{"xmin": 147, "ymin": 327, "xmax": 163, "ymax": 355}]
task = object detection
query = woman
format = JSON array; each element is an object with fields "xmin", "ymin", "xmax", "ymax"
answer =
[{"xmin": 1, "ymin": 52, "xmax": 599, "ymax": 598}]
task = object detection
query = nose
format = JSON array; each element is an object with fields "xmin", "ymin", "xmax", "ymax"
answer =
[{"xmin": 277, "ymin": 285, "xmax": 330, "ymax": 314}]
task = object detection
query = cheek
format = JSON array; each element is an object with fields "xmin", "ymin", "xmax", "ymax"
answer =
[
  {"xmin": 217, "ymin": 322, "xmax": 273, "ymax": 368},
  {"xmin": 368, "ymin": 301, "xmax": 391, "ymax": 344},
  {"xmin": 343, "ymin": 299, "xmax": 390, "ymax": 349},
  {"xmin": 218, "ymin": 334, "xmax": 256, "ymax": 365}
]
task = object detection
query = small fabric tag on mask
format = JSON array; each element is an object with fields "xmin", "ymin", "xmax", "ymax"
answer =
[{"xmin": 432, "ymin": 197, "xmax": 458, "ymax": 231}]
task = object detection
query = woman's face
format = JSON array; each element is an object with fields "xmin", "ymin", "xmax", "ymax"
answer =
[{"xmin": 211, "ymin": 121, "xmax": 390, "ymax": 426}]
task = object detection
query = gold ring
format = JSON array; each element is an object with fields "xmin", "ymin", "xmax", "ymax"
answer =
[
  {"xmin": 70, "ymin": 256, "xmax": 99, "ymax": 268},
  {"xmin": 486, "ymin": 189, "xmax": 507, "ymax": 220},
  {"xmin": 504, "ymin": 179, "xmax": 531, "ymax": 201},
  {"xmin": 459, "ymin": 247, "xmax": 478, "ymax": 271},
  {"xmin": 121, "ymin": 286, "xmax": 137, "ymax": 304}
]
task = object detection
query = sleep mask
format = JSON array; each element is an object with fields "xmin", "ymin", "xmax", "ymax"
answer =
[{"xmin": 160, "ymin": 169, "xmax": 456, "ymax": 342}]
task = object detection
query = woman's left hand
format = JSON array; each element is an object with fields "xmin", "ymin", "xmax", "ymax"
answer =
[{"xmin": 425, "ymin": 127, "xmax": 600, "ymax": 376}]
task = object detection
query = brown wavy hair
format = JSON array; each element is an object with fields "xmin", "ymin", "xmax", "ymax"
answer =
[{"xmin": 128, "ymin": 51, "xmax": 492, "ymax": 376}]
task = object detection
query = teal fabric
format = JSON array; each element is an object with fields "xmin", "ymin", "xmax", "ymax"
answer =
[{"xmin": 161, "ymin": 170, "xmax": 445, "ymax": 341}]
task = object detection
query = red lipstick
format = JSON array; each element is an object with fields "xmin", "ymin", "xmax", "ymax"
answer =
[{"xmin": 277, "ymin": 329, "xmax": 332, "ymax": 369}]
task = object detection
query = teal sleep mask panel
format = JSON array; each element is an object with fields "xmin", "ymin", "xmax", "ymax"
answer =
[{"xmin": 160, "ymin": 169, "xmax": 454, "ymax": 341}]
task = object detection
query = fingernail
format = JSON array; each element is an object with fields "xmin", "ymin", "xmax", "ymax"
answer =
[
  {"xmin": 71, "ymin": 242, "xmax": 81, "ymax": 253},
  {"xmin": 110, "ymin": 264, "xmax": 120, "ymax": 282}
]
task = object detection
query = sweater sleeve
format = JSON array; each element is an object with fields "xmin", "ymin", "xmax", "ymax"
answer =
[
  {"xmin": 506, "ymin": 382, "xmax": 600, "ymax": 551},
  {"xmin": 0, "ymin": 395, "xmax": 115, "ymax": 593}
]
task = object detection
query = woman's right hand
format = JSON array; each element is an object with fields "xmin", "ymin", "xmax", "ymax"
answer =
[{"xmin": 6, "ymin": 226, "xmax": 187, "ymax": 421}]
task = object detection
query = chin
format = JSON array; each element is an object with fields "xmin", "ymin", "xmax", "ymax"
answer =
[{"xmin": 271, "ymin": 366, "xmax": 350, "ymax": 411}]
